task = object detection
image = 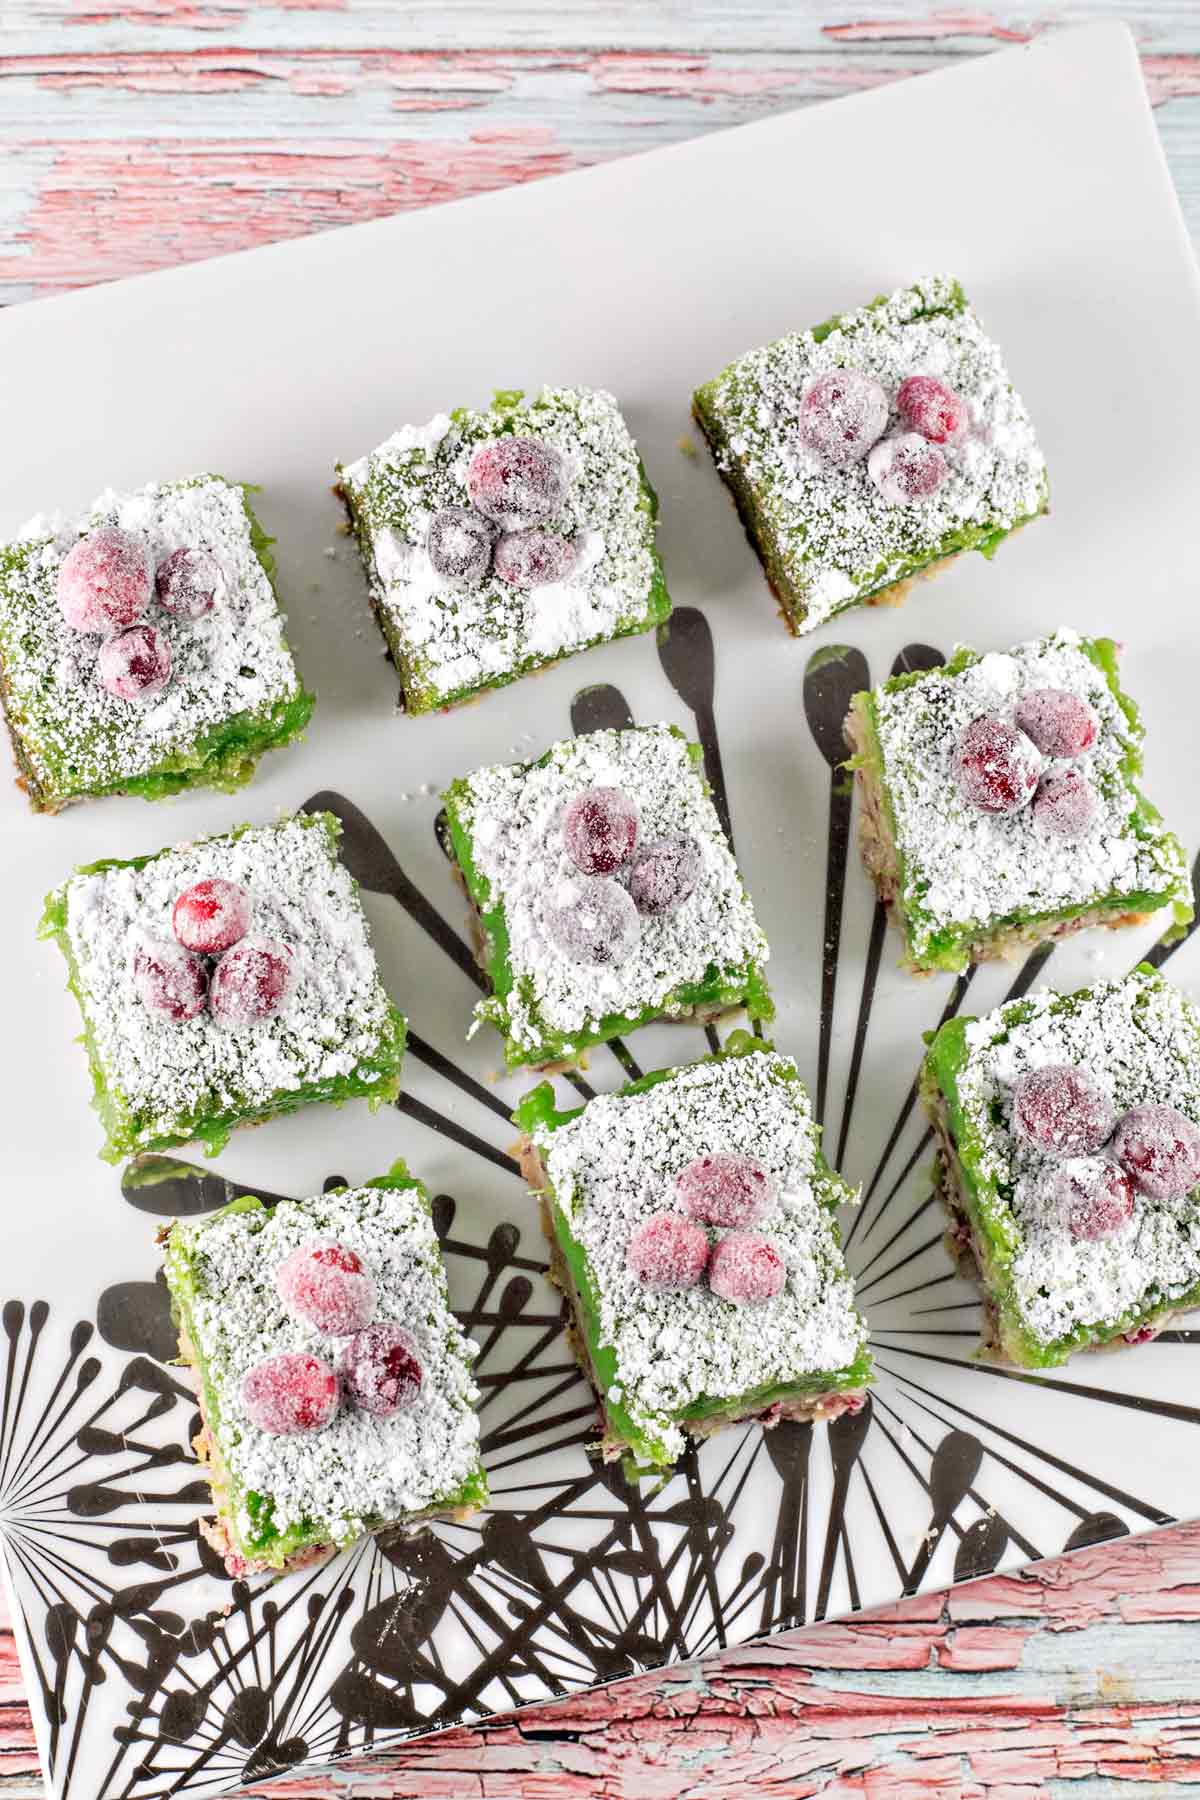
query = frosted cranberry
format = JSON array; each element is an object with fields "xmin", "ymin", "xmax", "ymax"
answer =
[
  {"xmin": 427, "ymin": 506, "xmax": 493, "ymax": 584},
  {"xmin": 896, "ymin": 375, "xmax": 967, "ymax": 445},
  {"xmin": 675, "ymin": 1152, "xmax": 776, "ymax": 1228},
  {"xmin": 1011, "ymin": 1065, "xmax": 1115, "ymax": 1158},
  {"xmin": 97, "ymin": 624, "xmax": 172, "ymax": 702},
  {"xmin": 276, "ymin": 1241, "xmax": 377, "ymax": 1336},
  {"xmin": 708, "ymin": 1232, "xmax": 786, "ymax": 1305},
  {"xmin": 1014, "ymin": 688, "xmax": 1099, "ymax": 759},
  {"xmin": 545, "ymin": 878, "xmax": 639, "ymax": 966},
  {"xmin": 625, "ymin": 1213, "xmax": 709, "ymax": 1291},
  {"xmin": 493, "ymin": 529, "xmax": 578, "ymax": 588},
  {"xmin": 57, "ymin": 527, "xmax": 153, "ymax": 634},
  {"xmin": 797, "ymin": 369, "xmax": 887, "ymax": 466},
  {"xmin": 133, "ymin": 940, "xmax": 208, "ymax": 1022},
  {"xmin": 628, "ymin": 835, "xmax": 701, "ymax": 917},
  {"xmin": 466, "ymin": 436, "xmax": 568, "ymax": 530},
  {"xmin": 1113, "ymin": 1103, "xmax": 1200, "ymax": 1200},
  {"xmin": 1031, "ymin": 767, "xmax": 1099, "ymax": 841},
  {"xmin": 954, "ymin": 715, "xmax": 1041, "ymax": 815},
  {"xmin": 172, "ymin": 878, "xmax": 252, "ymax": 955},
  {"xmin": 209, "ymin": 935, "xmax": 294, "ymax": 1025},
  {"xmin": 155, "ymin": 546, "xmax": 219, "ymax": 619},
  {"xmin": 1124, "ymin": 1325, "xmax": 1158, "ymax": 1346},
  {"xmin": 339, "ymin": 1324, "xmax": 423, "ymax": 1417},
  {"xmin": 563, "ymin": 786, "xmax": 640, "ymax": 875},
  {"xmin": 1052, "ymin": 1160, "xmax": 1135, "ymax": 1241},
  {"xmin": 241, "ymin": 1351, "xmax": 339, "ymax": 1435},
  {"xmin": 867, "ymin": 432, "xmax": 948, "ymax": 505}
]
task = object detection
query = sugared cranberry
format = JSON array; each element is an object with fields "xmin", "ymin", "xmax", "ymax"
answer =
[
  {"xmin": 1014, "ymin": 687, "xmax": 1099, "ymax": 759},
  {"xmin": 1051, "ymin": 1160, "xmax": 1135, "ymax": 1241},
  {"xmin": 797, "ymin": 369, "xmax": 887, "ymax": 467},
  {"xmin": 675, "ymin": 1153, "xmax": 776, "ymax": 1228},
  {"xmin": 544, "ymin": 877, "xmax": 639, "ymax": 966},
  {"xmin": 867, "ymin": 432, "xmax": 948, "ymax": 505},
  {"xmin": 57, "ymin": 527, "xmax": 153, "ymax": 634},
  {"xmin": 1031, "ymin": 767, "xmax": 1099, "ymax": 841},
  {"xmin": 493, "ymin": 529, "xmax": 578, "ymax": 588},
  {"xmin": 155, "ymin": 546, "xmax": 220, "ymax": 619},
  {"xmin": 97, "ymin": 624, "xmax": 172, "ymax": 703},
  {"xmin": 1124, "ymin": 1325, "xmax": 1158, "ymax": 1346},
  {"xmin": 427, "ymin": 506, "xmax": 493, "ymax": 584},
  {"xmin": 896, "ymin": 375, "xmax": 967, "ymax": 445},
  {"xmin": 242, "ymin": 1351, "xmax": 339, "ymax": 1435},
  {"xmin": 466, "ymin": 436, "xmax": 568, "ymax": 530},
  {"xmin": 625, "ymin": 1213, "xmax": 709, "ymax": 1291},
  {"xmin": 339, "ymin": 1323, "xmax": 423, "ymax": 1417},
  {"xmin": 563, "ymin": 786, "xmax": 640, "ymax": 875},
  {"xmin": 1011, "ymin": 1064, "xmax": 1115, "ymax": 1158},
  {"xmin": 627, "ymin": 835, "xmax": 701, "ymax": 917},
  {"xmin": 954, "ymin": 715, "xmax": 1041, "ymax": 815},
  {"xmin": 276, "ymin": 1241, "xmax": 377, "ymax": 1336},
  {"xmin": 1113, "ymin": 1103, "xmax": 1200, "ymax": 1200},
  {"xmin": 209, "ymin": 935, "xmax": 294, "ymax": 1025},
  {"xmin": 708, "ymin": 1232, "xmax": 786, "ymax": 1305},
  {"xmin": 133, "ymin": 940, "xmax": 208, "ymax": 1022},
  {"xmin": 172, "ymin": 877, "xmax": 252, "ymax": 955}
]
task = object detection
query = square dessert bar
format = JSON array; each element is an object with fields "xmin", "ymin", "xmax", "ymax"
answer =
[
  {"xmin": 336, "ymin": 386, "xmax": 670, "ymax": 713},
  {"xmin": 163, "ymin": 1160, "xmax": 487, "ymax": 1577},
  {"xmin": 0, "ymin": 474, "xmax": 314, "ymax": 811},
  {"xmin": 442, "ymin": 723, "xmax": 772, "ymax": 1070},
  {"xmin": 41, "ymin": 812, "xmax": 407, "ymax": 1163},
  {"xmin": 845, "ymin": 629, "xmax": 1193, "ymax": 974},
  {"xmin": 921, "ymin": 967, "xmax": 1200, "ymax": 1369},
  {"xmin": 692, "ymin": 276, "xmax": 1048, "ymax": 635},
  {"xmin": 516, "ymin": 1041, "xmax": 871, "ymax": 1476}
]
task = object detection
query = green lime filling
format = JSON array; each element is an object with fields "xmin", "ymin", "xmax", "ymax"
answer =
[
  {"xmin": 162, "ymin": 1160, "xmax": 488, "ymax": 1567},
  {"xmin": 39, "ymin": 811, "xmax": 407, "ymax": 1164}
]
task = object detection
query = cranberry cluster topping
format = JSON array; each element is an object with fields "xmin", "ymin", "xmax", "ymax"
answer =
[
  {"xmin": 547, "ymin": 784, "xmax": 701, "ymax": 967},
  {"xmin": 625, "ymin": 1152, "xmax": 787, "ymax": 1307},
  {"xmin": 56, "ymin": 528, "xmax": 222, "ymax": 706},
  {"xmin": 798, "ymin": 367, "xmax": 968, "ymax": 505},
  {"xmin": 428, "ymin": 434, "xmax": 579, "ymax": 592},
  {"xmin": 953, "ymin": 685, "xmax": 1102, "ymax": 836},
  {"xmin": 135, "ymin": 878, "xmax": 295, "ymax": 1029}
]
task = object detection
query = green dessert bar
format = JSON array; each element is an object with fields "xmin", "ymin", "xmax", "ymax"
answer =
[
  {"xmin": 337, "ymin": 386, "xmax": 671, "ymax": 713},
  {"xmin": 0, "ymin": 474, "xmax": 314, "ymax": 811},
  {"xmin": 845, "ymin": 629, "xmax": 1193, "ymax": 974},
  {"xmin": 163, "ymin": 1160, "xmax": 487, "ymax": 1577},
  {"xmin": 921, "ymin": 967, "xmax": 1200, "ymax": 1369},
  {"xmin": 693, "ymin": 276, "xmax": 1048, "ymax": 635},
  {"xmin": 41, "ymin": 812, "xmax": 407, "ymax": 1163},
  {"xmin": 442, "ymin": 723, "xmax": 772, "ymax": 1070},
  {"xmin": 515, "ymin": 1040, "xmax": 871, "ymax": 1476}
]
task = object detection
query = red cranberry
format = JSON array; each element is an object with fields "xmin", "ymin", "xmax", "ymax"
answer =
[
  {"xmin": 57, "ymin": 526, "xmax": 153, "ymax": 634},
  {"xmin": 1113, "ymin": 1103, "xmax": 1200, "ymax": 1200},
  {"xmin": 1031, "ymin": 767, "xmax": 1099, "ymax": 841},
  {"xmin": 241, "ymin": 1351, "xmax": 339, "ymax": 1435},
  {"xmin": 1124, "ymin": 1325, "xmax": 1158, "ymax": 1346},
  {"xmin": 1014, "ymin": 688, "xmax": 1099, "ymax": 759},
  {"xmin": 96, "ymin": 623, "xmax": 172, "ymax": 703},
  {"xmin": 133, "ymin": 940, "xmax": 208, "ymax": 1022},
  {"xmin": 466, "ymin": 436, "xmax": 568, "ymax": 530},
  {"xmin": 1011, "ymin": 1064, "xmax": 1115, "ymax": 1158},
  {"xmin": 1051, "ymin": 1160, "xmax": 1135, "ymax": 1241},
  {"xmin": 896, "ymin": 375, "xmax": 967, "ymax": 445},
  {"xmin": 708, "ymin": 1232, "xmax": 786, "ymax": 1305},
  {"xmin": 172, "ymin": 877, "xmax": 252, "ymax": 955},
  {"xmin": 675, "ymin": 1152, "xmax": 776, "ymax": 1228},
  {"xmin": 155, "ymin": 546, "xmax": 220, "ymax": 619},
  {"xmin": 628, "ymin": 836, "xmax": 701, "ymax": 917},
  {"xmin": 493, "ymin": 529, "xmax": 578, "ymax": 588},
  {"xmin": 209, "ymin": 936, "xmax": 294, "ymax": 1025},
  {"xmin": 625, "ymin": 1213, "xmax": 709, "ymax": 1291},
  {"xmin": 276, "ymin": 1241, "xmax": 377, "ymax": 1336},
  {"xmin": 867, "ymin": 432, "xmax": 948, "ymax": 505},
  {"xmin": 797, "ymin": 369, "xmax": 888, "ymax": 467},
  {"xmin": 545, "ymin": 878, "xmax": 639, "ymax": 966},
  {"xmin": 338, "ymin": 1323, "xmax": 423, "ymax": 1417},
  {"xmin": 563, "ymin": 786, "xmax": 640, "ymax": 875},
  {"xmin": 954, "ymin": 715, "xmax": 1041, "ymax": 815},
  {"xmin": 427, "ymin": 506, "xmax": 493, "ymax": 584}
]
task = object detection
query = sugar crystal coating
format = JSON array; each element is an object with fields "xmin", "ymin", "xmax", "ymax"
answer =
[
  {"xmin": 275, "ymin": 1240, "xmax": 378, "ymax": 1336},
  {"xmin": 1032, "ymin": 766, "xmax": 1099, "ymax": 840},
  {"xmin": 155, "ymin": 545, "xmax": 219, "ymax": 619},
  {"xmin": 625, "ymin": 1213, "xmax": 709, "ymax": 1291},
  {"xmin": 57, "ymin": 527, "xmax": 153, "ymax": 635},
  {"xmin": 675, "ymin": 1151, "xmax": 775, "ymax": 1227},
  {"xmin": 544, "ymin": 876, "xmax": 639, "ymax": 967},
  {"xmin": 1012, "ymin": 1064, "xmax": 1115, "ymax": 1157},
  {"xmin": 133, "ymin": 939, "xmax": 208, "ymax": 1022},
  {"xmin": 627, "ymin": 835, "xmax": 701, "ymax": 916},
  {"xmin": 426, "ymin": 506, "xmax": 493, "ymax": 584},
  {"xmin": 896, "ymin": 374, "xmax": 966, "ymax": 444},
  {"xmin": 172, "ymin": 877, "xmax": 252, "ymax": 955},
  {"xmin": 708, "ymin": 1231, "xmax": 786, "ymax": 1304},
  {"xmin": 493, "ymin": 528, "xmax": 578, "ymax": 588},
  {"xmin": 954, "ymin": 714, "xmax": 1041, "ymax": 815},
  {"xmin": 338, "ymin": 1322, "xmax": 423, "ymax": 1417},
  {"xmin": 797, "ymin": 369, "xmax": 888, "ymax": 467},
  {"xmin": 1113, "ymin": 1103, "xmax": 1200, "ymax": 1200},
  {"xmin": 209, "ymin": 935, "xmax": 294, "ymax": 1025},
  {"xmin": 867, "ymin": 432, "xmax": 948, "ymax": 505},
  {"xmin": 563, "ymin": 785, "xmax": 640, "ymax": 875},
  {"xmin": 1051, "ymin": 1160, "xmax": 1135, "ymax": 1242},
  {"xmin": 96, "ymin": 623, "xmax": 172, "ymax": 703},
  {"xmin": 241, "ymin": 1351, "xmax": 340, "ymax": 1435},
  {"xmin": 467, "ymin": 435, "xmax": 568, "ymax": 530},
  {"xmin": 1014, "ymin": 687, "xmax": 1098, "ymax": 759}
]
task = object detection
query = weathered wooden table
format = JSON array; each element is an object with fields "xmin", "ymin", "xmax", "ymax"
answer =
[{"xmin": 3, "ymin": 6, "xmax": 1200, "ymax": 1793}]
